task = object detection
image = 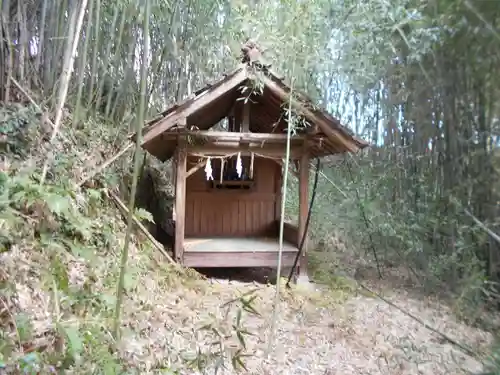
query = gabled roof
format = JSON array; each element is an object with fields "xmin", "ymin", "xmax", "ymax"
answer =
[{"xmin": 133, "ymin": 42, "xmax": 369, "ymax": 161}]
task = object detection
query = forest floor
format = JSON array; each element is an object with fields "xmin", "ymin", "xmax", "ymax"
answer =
[
  {"xmin": 0, "ymin": 104, "xmax": 494, "ymax": 374},
  {"xmin": 2, "ymin": 226, "xmax": 492, "ymax": 375},
  {"xmin": 165, "ymin": 259, "xmax": 492, "ymax": 375}
]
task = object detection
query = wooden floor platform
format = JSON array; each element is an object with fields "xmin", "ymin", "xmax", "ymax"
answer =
[{"xmin": 182, "ymin": 237, "xmax": 298, "ymax": 268}]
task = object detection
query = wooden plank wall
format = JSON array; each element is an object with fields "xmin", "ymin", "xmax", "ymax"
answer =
[{"xmin": 185, "ymin": 156, "xmax": 281, "ymax": 237}]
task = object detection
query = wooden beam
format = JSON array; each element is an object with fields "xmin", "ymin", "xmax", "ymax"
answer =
[
  {"xmin": 258, "ymin": 74, "xmax": 360, "ymax": 153},
  {"xmin": 183, "ymin": 251, "xmax": 298, "ymax": 268},
  {"xmin": 171, "ymin": 154, "xmax": 177, "ymax": 221},
  {"xmin": 249, "ymin": 152, "xmax": 254, "ymax": 179},
  {"xmin": 163, "ymin": 130, "xmax": 308, "ymax": 143},
  {"xmin": 186, "ymin": 159, "xmax": 205, "ymax": 178},
  {"xmin": 298, "ymin": 149, "xmax": 310, "ymax": 277},
  {"xmin": 142, "ymin": 67, "xmax": 248, "ymax": 144},
  {"xmin": 187, "ymin": 144, "xmax": 303, "ymax": 158},
  {"xmin": 174, "ymin": 143, "xmax": 187, "ymax": 262}
]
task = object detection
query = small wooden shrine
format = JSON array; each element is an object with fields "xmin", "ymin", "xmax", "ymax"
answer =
[{"xmin": 133, "ymin": 42, "xmax": 368, "ymax": 277}]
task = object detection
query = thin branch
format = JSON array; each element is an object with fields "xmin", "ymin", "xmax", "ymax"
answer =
[
  {"xmin": 186, "ymin": 159, "xmax": 206, "ymax": 178},
  {"xmin": 314, "ymin": 165, "xmax": 348, "ymax": 198},
  {"xmin": 10, "ymin": 78, "xmax": 43, "ymax": 113},
  {"xmin": 464, "ymin": 0, "xmax": 500, "ymax": 41},
  {"xmin": 106, "ymin": 188, "xmax": 176, "ymax": 265},
  {"xmin": 0, "ymin": 297, "xmax": 22, "ymax": 354},
  {"xmin": 464, "ymin": 208, "xmax": 500, "ymax": 244},
  {"xmin": 344, "ymin": 154, "xmax": 383, "ymax": 279},
  {"xmin": 77, "ymin": 142, "xmax": 134, "ymax": 188},
  {"xmin": 357, "ymin": 282, "xmax": 479, "ymax": 359}
]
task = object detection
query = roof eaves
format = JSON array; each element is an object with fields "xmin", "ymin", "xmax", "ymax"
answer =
[{"xmin": 132, "ymin": 65, "xmax": 248, "ymax": 145}]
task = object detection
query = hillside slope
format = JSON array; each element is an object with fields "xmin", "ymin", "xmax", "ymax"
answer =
[{"xmin": 0, "ymin": 104, "xmax": 493, "ymax": 374}]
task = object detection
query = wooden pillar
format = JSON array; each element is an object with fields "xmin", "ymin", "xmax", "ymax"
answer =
[
  {"xmin": 171, "ymin": 154, "xmax": 177, "ymax": 221},
  {"xmin": 274, "ymin": 160, "xmax": 283, "ymax": 223},
  {"xmin": 174, "ymin": 143, "xmax": 187, "ymax": 263},
  {"xmin": 297, "ymin": 150, "xmax": 310, "ymax": 277}
]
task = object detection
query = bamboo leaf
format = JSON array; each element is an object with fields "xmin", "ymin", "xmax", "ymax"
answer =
[
  {"xmin": 236, "ymin": 330, "xmax": 246, "ymax": 349},
  {"xmin": 236, "ymin": 308, "xmax": 242, "ymax": 327},
  {"xmin": 63, "ymin": 324, "xmax": 84, "ymax": 358}
]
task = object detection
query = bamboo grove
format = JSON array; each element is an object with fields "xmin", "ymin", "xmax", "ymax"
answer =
[{"xmin": 1, "ymin": 0, "xmax": 499, "ymax": 305}]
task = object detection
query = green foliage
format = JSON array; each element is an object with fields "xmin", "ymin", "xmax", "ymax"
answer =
[
  {"xmin": 0, "ymin": 145, "xmax": 257, "ymax": 373},
  {"xmin": 0, "ymin": 168, "xmax": 127, "ymax": 372},
  {"xmin": 0, "ymin": 104, "xmax": 41, "ymax": 158},
  {"xmin": 1, "ymin": 0, "xmax": 499, "ymax": 370},
  {"xmin": 134, "ymin": 207, "xmax": 155, "ymax": 223},
  {"xmin": 483, "ymin": 336, "xmax": 500, "ymax": 375},
  {"xmin": 292, "ymin": 151, "xmax": 500, "ymax": 350}
]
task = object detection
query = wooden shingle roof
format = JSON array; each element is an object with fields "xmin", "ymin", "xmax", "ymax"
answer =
[{"xmin": 132, "ymin": 42, "xmax": 369, "ymax": 161}]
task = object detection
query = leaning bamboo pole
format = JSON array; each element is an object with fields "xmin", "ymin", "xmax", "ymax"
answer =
[
  {"xmin": 106, "ymin": 188, "xmax": 176, "ymax": 265},
  {"xmin": 267, "ymin": 61, "xmax": 296, "ymax": 356},
  {"xmin": 77, "ymin": 142, "xmax": 134, "ymax": 187},
  {"xmin": 40, "ymin": 0, "xmax": 89, "ymax": 184}
]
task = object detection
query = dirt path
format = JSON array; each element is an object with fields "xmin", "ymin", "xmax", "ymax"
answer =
[{"xmin": 120, "ymin": 266, "xmax": 491, "ymax": 375}]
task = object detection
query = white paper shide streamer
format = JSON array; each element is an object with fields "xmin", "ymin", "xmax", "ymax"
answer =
[
  {"xmin": 204, "ymin": 157, "xmax": 214, "ymax": 180},
  {"xmin": 236, "ymin": 152, "xmax": 242, "ymax": 178}
]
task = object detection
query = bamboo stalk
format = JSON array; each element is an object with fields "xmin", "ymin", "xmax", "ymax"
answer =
[
  {"xmin": 464, "ymin": 208, "xmax": 500, "ymax": 244},
  {"xmin": 220, "ymin": 158, "xmax": 225, "ymax": 183},
  {"xmin": 40, "ymin": 0, "xmax": 89, "ymax": 185},
  {"xmin": 249, "ymin": 152, "xmax": 254, "ymax": 179},
  {"xmin": 77, "ymin": 142, "xmax": 134, "ymax": 187},
  {"xmin": 112, "ymin": 0, "xmax": 150, "ymax": 339},
  {"xmin": 268, "ymin": 62, "xmax": 296, "ymax": 356}
]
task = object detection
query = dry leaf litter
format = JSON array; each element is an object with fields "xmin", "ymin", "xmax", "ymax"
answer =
[{"xmin": 1, "ymin": 224, "xmax": 492, "ymax": 375}]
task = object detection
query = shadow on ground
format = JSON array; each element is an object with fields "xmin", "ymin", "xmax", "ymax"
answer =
[{"xmin": 195, "ymin": 267, "xmax": 289, "ymax": 285}]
